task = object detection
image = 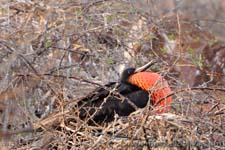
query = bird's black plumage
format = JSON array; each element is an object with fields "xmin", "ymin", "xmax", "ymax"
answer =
[{"xmin": 78, "ymin": 68, "xmax": 149, "ymax": 125}]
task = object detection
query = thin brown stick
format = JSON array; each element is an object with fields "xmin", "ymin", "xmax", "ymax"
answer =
[{"xmin": 154, "ymin": 87, "xmax": 225, "ymax": 107}]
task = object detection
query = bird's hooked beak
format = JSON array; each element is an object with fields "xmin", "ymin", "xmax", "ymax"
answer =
[{"xmin": 134, "ymin": 60, "xmax": 157, "ymax": 73}]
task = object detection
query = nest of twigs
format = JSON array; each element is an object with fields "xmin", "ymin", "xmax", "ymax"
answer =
[{"xmin": 4, "ymin": 88, "xmax": 225, "ymax": 150}]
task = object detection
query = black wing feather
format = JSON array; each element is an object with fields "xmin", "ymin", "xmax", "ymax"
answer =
[{"xmin": 78, "ymin": 82, "xmax": 149, "ymax": 125}]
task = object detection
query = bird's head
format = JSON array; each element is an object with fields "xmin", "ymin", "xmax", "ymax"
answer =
[
  {"xmin": 120, "ymin": 60, "xmax": 156, "ymax": 83},
  {"xmin": 120, "ymin": 60, "xmax": 172, "ymax": 114},
  {"xmin": 120, "ymin": 67, "xmax": 136, "ymax": 83}
]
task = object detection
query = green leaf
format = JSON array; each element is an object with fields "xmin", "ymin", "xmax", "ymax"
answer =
[
  {"xmin": 168, "ymin": 34, "xmax": 175, "ymax": 41},
  {"xmin": 187, "ymin": 47, "xmax": 194, "ymax": 58},
  {"xmin": 106, "ymin": 15, "xmax": 113, "ymax": 22},
  {"xmin": 75, "ymin": 8, "xmax": 82, "ymax": 17},
  {"xmin": 208, "ymin": 38, "xmax": 218, "ymax": 47},
  {"xmin": 160, "ymin": 47, "xmax": 167, "ymax": 54},
  {"xmin": 193, "ymin": 54, "xmax": 203, "ymax": 70},
  {"xmin": 106, "ymin": 58, "xmax": 115, "ymax": 65},
  {"xmin": 44, "ymin": 40, "xmax": 53, "ymax": 48},
  {"xmin": 0, "ymin": 7, "xmax": 7, "ymax": 14}
]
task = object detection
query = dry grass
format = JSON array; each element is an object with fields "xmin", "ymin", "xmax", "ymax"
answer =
[{"xmin": 0, "ymin": 0, "xmax": 225, "ymax": 149}]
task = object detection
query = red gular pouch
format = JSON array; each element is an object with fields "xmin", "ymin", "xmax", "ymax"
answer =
[{"xmin": 128, "ymin": 72, "xmax": 172, "ymax": 113}]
